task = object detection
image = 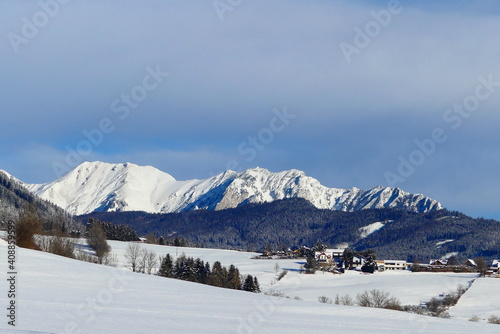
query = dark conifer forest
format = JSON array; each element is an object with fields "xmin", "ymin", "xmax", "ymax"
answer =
[{"xmin": 79, "ymin": 198, "xmax": 500, "ymax": 262}]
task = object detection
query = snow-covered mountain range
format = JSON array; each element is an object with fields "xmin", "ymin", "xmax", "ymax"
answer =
[{"xmin": 23, "ymin": 161, "xmax": 442, "ymax": 216}]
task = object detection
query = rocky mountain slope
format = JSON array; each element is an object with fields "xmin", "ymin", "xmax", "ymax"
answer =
[{"xmin": 25, "ymin": 161, "xmax": 442, "ymax": 215}]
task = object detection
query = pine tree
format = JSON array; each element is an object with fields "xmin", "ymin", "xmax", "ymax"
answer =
[
  {"xmin": 158, "ymin": 254, "xmax": 173, "ymax": 277},
  {"xmin": 175, "ymin": 255, "xmax": 193, "ymax": 281},
  {"xmin": 253, "ymin": 276, "xmax": 261, "ymax": 293},
  {"xmin": 361, "ymin": 256, "xmax": 377, "ymax": 274},
  {"xmin": 158, "ymin": 236, "xmax": 166, "ymax": 245},
  {"xmin": 204, "ymin": 262, "xmax": 211, "ymax": 282},
  {"xmin": 226, "ymin": 264, "xmax": 241, "ymax": 290},
  {"xmin": 241, "ymin": 275, "xmax": 260, "ymax": 292},
  {"xmin": 242, "ymin": 275, "xmax": 255, "ymax": 292},
  {"xmin": 195, "ymin": 259, "xmax": 210, "ymax": 284},
  {"xmin": 185, "ymin": 257, "xmax": 196, "ymax": 281},
  {"xmin": 209, "ymin": 261, "xmax": 224, "ymax": 287},
  {"xmin": 313, "ymin": 241, "xmax": 326, "ymax": 252},
  {"xmin": 304, "ymin": 254, "xmax": 318, "ymax": 274},
  {"xmin": 221, "ymin": 267, "xmax": 229, "ymax": 288},
  {"xmin": 447, "ymin": 256, "xmax": 458, "ymax": 266},
  {"xmin": 343, "ymin": 248, "xmax": 356, "ymax": 270}
]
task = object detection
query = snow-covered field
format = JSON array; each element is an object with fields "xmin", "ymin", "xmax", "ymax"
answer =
[
  {"xmin": 104, "ymin": 240, "xmax": 478, "ymax": 305},
  {"xmin": 1, "ymin": 238, "xmax": 499, "ymax": 333},
  {"xmin": 450, "ymin": 277, "xmax": 500, "ymax": 321},
  {"xmin": 274, "ymin": 271, "xmax": 478, "ymax": 305}
]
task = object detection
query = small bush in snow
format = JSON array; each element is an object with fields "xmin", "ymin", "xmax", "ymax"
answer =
[
  {"xmin": 318, "ymin": 296, "xmax": 332, "ymax": 304},
  {"xmin": 356, "ymin": 289, "xmax": 401, "ymax": 310},
  {"xmin": 488, "ymin": 315, "xmax": 500, "ymax": 324},
  {"xmin": 335, "ymin": 294, "xmax": 354, "ymax": 306},
  {"xmin": 401, "ymin": 305, "xmax": 425, "ymax": 315},
  {"xmin": 277, "ymin": 270, "xmax": 288, "ymax": 281},
  {"xmin": 264, "ymin": 290, "xmax": 286, "ymax": 298}
]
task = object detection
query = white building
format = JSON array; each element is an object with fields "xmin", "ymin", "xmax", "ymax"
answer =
[
  {"xmin": 378, "ymin": 260, "xmax": 407, "ymax": 271},
  {"xmin": 314, "ymin": 249, "xmax": 344, "ymax": 264}
]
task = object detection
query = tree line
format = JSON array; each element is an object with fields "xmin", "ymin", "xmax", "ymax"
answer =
[
  {"xmin": 157, "ymin": 253, "xmax": 260, "ymax": 293},
  {"xmin": 80, "ymin": 198, "xmax": 500, "ymax": 262}
]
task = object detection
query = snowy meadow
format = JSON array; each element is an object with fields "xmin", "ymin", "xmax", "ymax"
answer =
[{"xmin": 1, "ymin": 238, "xmax": 500, "ymax": 333}]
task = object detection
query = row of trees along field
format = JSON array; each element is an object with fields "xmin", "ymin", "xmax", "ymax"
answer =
[{"xmin": 156, "ymin": 252, "xmax": 260, "ymax": 292}]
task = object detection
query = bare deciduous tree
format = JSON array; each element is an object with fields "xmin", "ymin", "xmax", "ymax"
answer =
[
  {"xmin": 144, "ymin": 250, "xmax": 157, "ymax": 275},
  {"xmin": 125, "ymin": 243, "xmax": 143, "ymax": 272},
  {"xmin": 475, "ymin": 257, "xmax": 487, "ymax": 277}
]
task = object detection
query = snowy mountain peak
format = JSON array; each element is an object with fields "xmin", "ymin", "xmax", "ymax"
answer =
[
  {"xmin": 24, "ymin": 162, "xmax": 442, "ymax": 215},
  {"xmin": 25, "ymin": 161, "xmax": 178, "ymax": 215}
]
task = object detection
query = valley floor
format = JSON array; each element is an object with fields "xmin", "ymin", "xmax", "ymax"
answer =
[{"xmin": 0, "ymin": 239, "xmax": 499, "ymax": 333}]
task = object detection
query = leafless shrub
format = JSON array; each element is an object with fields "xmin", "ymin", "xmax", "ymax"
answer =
[
  {"xmin": 468, "ymin": 315, "xmax": 481, "ymax": 322},
  {"xmin": 36, "ymin": 235, "xmax": 53, "ymax": 252},
  {"xmin": 318, "ymin": 296, "xmax": 332, "ymax": 304},
  {"xmin": 488, "ymin": 315, "xmax": 500, "ymax": 324},
  {"xmin": 75, "ymin": 249, "xmax": 98, "ymax": 263},
  {"xmin": 49, "ymin": 235, "xmax": 75, "ymax": 258},
  {"xmin": 36, "ymin": 234, "xmax": 75, "ymax": 258},
  {"xmin": 264, "ymin": 290, "xmax": 286, "ymax": 298},
  {"xmin": 16, "ymin": 207, "xmax": 41, "ymax": 249},
  {"xmin": 101, "ymin": 252, "xmax": 118, "ymax": 267},
  {"xmin": 356, "ymin": 289, "xmax": 401, "ymax": 310},
  {"xmin": 426, "ymin": 283, "xmax": 471, "ymax": 317},
  {"xmin": 401, "ymin": 305, "xmax": 425, "ymax": 315},
  {"xmin": 335, "ymin": 294, "xmax": 355, "ymax": 306},
  {"xmin": 277, "ymin": 270, "xmax": 288, "ymax": 281}
]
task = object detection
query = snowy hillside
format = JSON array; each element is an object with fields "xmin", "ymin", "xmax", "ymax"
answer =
[
  {"xmin": 450, "ymin": 278, "xmax": 500, "ymax": 321},
  {"xmin": 105, "ymin": 240, "xmax": 479, "ymax": 304},
  {"xmin": 24, "ymin": 161, "xmax": 442, "ymax": 215},
  {"xmin": 0, "ymin": 170, "xmax": 68, "ymax": 223},
  {"xmin": 1, "ymin": 239, "xmax": 498, "ymax": 334}
]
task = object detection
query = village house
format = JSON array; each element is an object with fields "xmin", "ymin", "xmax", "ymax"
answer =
[
  {"xmin": 315, "ymin": 251, "xmax": 332, "ymax": 263},
  {"xmin": 349, "ymin": 255, "xmax": 367, "ymax": 269},
  {"xmin": 377, "ymin": 260, "xmax": 408, "ymax": 271},
  {"xmin": 489, "ymin": 260, "xmax": 499, "ymax": 275},
  {"xmin": 315, "ymin": 249, "xmax": 345, "ymax": 267},
  {"xmin": 429, "ymin": 259, "xmax": 447, "ymax": 267},
  {"xmin": 463, "ymin": 259, "xmax": 477, "ymax": 268},
  {"xmin": 315, "ymin": 248, "xmax": 344, "ymax": 262}
]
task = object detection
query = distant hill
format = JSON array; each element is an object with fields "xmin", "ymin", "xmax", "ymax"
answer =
[
  {"xmin": 26, "ymin": 161, "xmax": 441, "ymax": 215},
  {"xmin": 79, "ymin": 198, "xmax": 500, "ymax": 263},
  {"xmin": 0, "ymin": 171, "xmax": 80, "ymax": 233}
]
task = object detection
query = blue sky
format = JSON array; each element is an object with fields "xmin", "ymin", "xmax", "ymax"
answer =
[{"xmin": 1, "ymin": 0, "xmax": 499, "ymax": 219}]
